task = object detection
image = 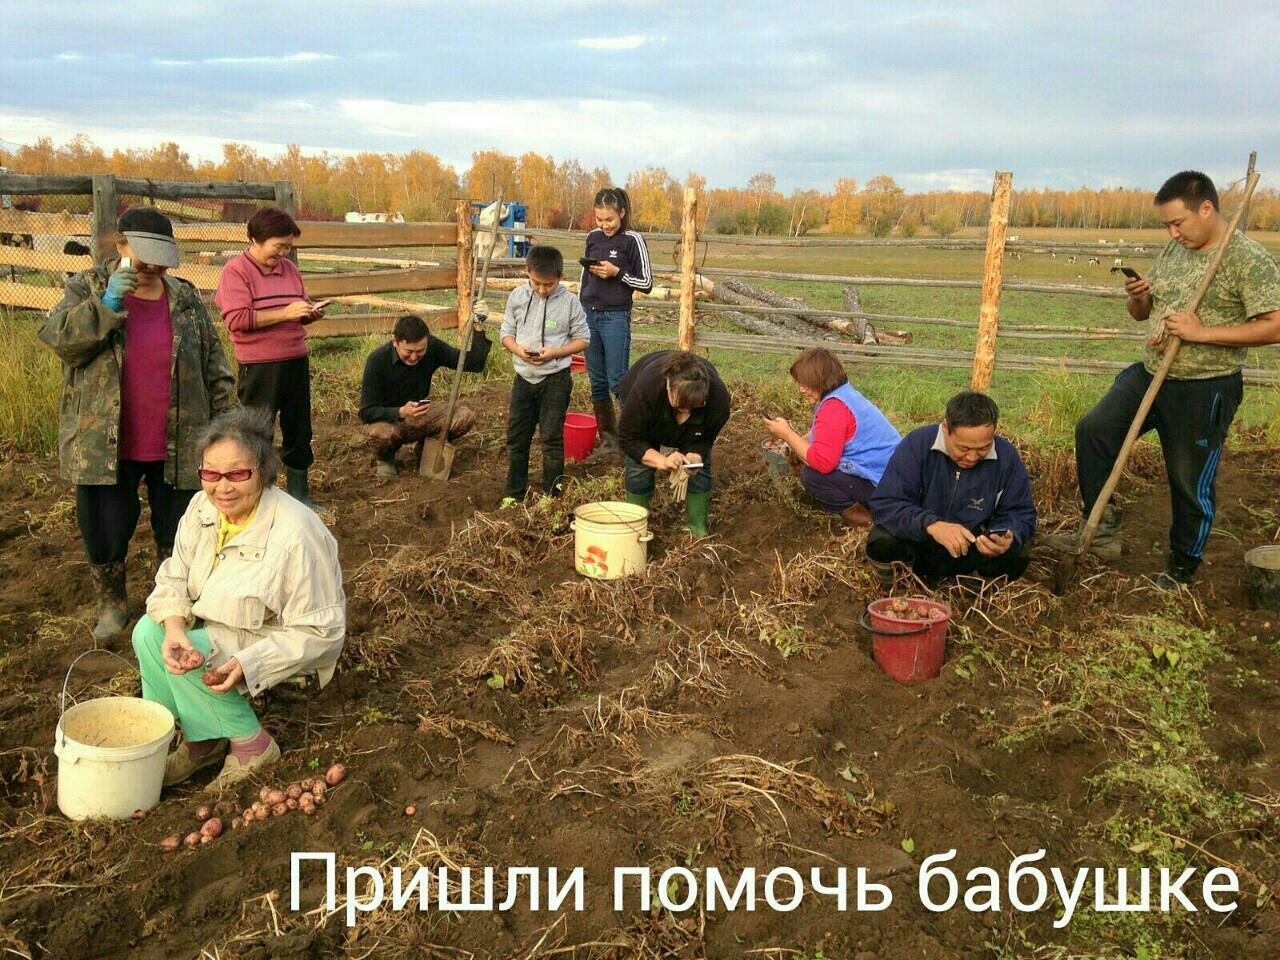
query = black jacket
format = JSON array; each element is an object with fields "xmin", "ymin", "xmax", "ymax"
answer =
[
  {"xmin": 617, "ymin": 351, "xmax": 731, "ymax": 463},
  {"xmin": 359, "ymin": 332, "xmax": 491, "ymax": 424},
  {"xmin": 579, "ymin": 229, "xmax": 653, "ymax": 309}
]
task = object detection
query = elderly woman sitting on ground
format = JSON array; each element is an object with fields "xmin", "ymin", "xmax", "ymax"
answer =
[{"xmin": 131, "ymin": 407, "xmax": 346, "ymax": 787}]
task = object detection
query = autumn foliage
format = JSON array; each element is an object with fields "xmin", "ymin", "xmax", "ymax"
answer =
[{"xmin": 4, "ymin": 136, "xmax": 1278, "ymax": 235}]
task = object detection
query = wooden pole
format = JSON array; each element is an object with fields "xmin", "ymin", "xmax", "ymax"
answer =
[
  {"xmin": 678, "ymin": 187, "xmax": 698, "ymax": 351},
  {"xmin": 1240, "ymin": 150, "xmax": 1257, "ymax": 231},
  {"xmin": 971, "ymin": 170, "xmax": 1012, "ymax": 391},
  {"xmin": 91, "ymin": 174, "xmax": 118, "ymax": 264},
  {"xmin": 455, "ymin": 199, "xmax": 475, "ymax": 333},
  {"xmin": 273, "ymin": 180, "xmax": 298, "ymax": 265}
]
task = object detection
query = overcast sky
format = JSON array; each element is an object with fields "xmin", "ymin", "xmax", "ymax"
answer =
[{"xmin": 3, "ymin": 0, "xmax": 1277, "ymax": 193}]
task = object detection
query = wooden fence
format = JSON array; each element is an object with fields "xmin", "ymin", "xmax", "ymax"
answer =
[{"xmin": 0, "ymin": 172, "xmax": 470, "ymax": 334}]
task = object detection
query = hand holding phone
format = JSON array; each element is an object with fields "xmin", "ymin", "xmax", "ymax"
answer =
[
  {"xmin": 311, "ymin": 298, "xmax": 334, "ymax": 310},
  {"xmin": 577, "ymin": 257, "xmax": 598, "ymax": 269},
  {"xmin": 1110, "ymin": 266, "xmax": 1141, "ymax": 280}
]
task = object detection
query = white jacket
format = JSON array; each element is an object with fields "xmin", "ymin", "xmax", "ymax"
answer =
[{"xmin": 146, "ymin": 486, "xmax": 346, "ymax": 696}]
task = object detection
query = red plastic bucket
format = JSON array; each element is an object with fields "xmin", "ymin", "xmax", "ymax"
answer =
[
  {"xmin": 563, "ymin": 412, "xmax": 598, "ymax": 462},
  {"xmin": 860, "ymin": 597, "xmax": 950, "ymax": 684},
  {"xmin": 570, "ymin": 354, "xmax": 587, "ymax": 375}
]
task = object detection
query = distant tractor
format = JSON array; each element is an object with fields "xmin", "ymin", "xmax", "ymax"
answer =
[{"xmin": 472, "ymin": 200, "xmax": 528, "ymax": 260}]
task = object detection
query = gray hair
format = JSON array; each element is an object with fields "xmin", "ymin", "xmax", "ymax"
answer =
[{"xmin": 197, "ymin": 407, "xmax": 282, "ymax": 482}]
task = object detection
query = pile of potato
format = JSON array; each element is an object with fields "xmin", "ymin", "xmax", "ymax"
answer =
[{"xmin": 159, "ymin": 763, "xmax": 345, "ymax": 852}]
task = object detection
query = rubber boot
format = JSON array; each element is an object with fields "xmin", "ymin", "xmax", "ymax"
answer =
[
  {"xmin": 591, "ymin": 399, "xmax": 620, "ymax": 460},
  {"xmin": 686, "ymin": 492, "xmax": 711, "ymax": 538},
  {"xmin": 89, "ymin": 561, "xmax": 128, "ymax": 641},
  {"xmin": 286, "ymin": 467, "xmax": 319, "ymax": 510},
  {"xmin": 1040, "ymin": 502, "xmax": 1123, "ymax": 561},
  {"xmin": 625, "ymin": 490, "xmax": 652, "ymax": 511}
]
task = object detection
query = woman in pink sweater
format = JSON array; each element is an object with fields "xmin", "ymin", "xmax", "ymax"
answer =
[{"xmin": 214, "ymin": 207, "xmax": 326, "ymax": 506}]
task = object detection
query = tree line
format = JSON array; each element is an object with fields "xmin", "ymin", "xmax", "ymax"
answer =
[{"xmin": 4, "ymin": 136, "xmax": 1278, "ymax": 235}]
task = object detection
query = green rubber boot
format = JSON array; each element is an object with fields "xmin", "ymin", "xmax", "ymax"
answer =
[
  {"xmin": 625, "ymin": 491, "xmax": 652, "ymax": 510},
  {"xmin": 685, "ymin": 492, "xmax": 711, "ymax": 538}
]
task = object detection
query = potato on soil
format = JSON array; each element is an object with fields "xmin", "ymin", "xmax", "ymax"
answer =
[
  {"xmin": 160, "ymin": 835, "xmax": 182, "ymax": 852},
  {"xmin": 325, "ymin": 763, "xmax": 346, "ymax": 786}
]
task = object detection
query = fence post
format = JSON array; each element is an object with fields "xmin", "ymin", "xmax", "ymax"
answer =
[
  {"xmin": 455, "ymin": 199, "xmax": 475, "ymax": 332},
  {"xmin": 678, "ymin": 187, "xmax": 699, "ymax": 351},
  {"xmin": 91, "ymin": 174, "xmax": 118, "ymax": 264},
  {"xmin": 273, "ymin": 180, "xmax": 299, "ymax": 265},
  {"xmin": 971, "ymin": 170, "xmax": 1012, "ymax": 392}
]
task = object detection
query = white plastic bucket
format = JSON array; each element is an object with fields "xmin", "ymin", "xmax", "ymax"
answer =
[
  {"xmin": 55, "ymin": 651, "xmax": 175, "ymax": 821},
  {"xmin": 571, "ymin": 501, "xmax": 654, "ymax": 580}
]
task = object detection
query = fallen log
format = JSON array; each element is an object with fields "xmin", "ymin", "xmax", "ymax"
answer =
[{"xmin": 710, "ymin": 278, "xmax": 822, "ymax": 338}]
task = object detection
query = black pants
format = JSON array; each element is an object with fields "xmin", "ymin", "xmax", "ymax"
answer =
[
  {"xmin": 77, "ymin": 460, "xmax": 195, "ymax": 565},
  {"xmin": 237, "ymin": 355, "xmax": 314, "ymax": 471},
  {"xmin": 505, "ymin": 370, "xmax": 572, "ymax": 498},
  {"xmin": 1076, "ymin": 363, "xmax": 1242, "ymax": 572},
  {"xmin": 867, "ymin": 525, "xmax": 1032, "ymax": 582}
]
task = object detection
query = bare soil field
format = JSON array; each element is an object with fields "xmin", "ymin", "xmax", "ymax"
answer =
[{"xmin": 0, "ymin": 375, "xmax": 1277, "ymax": 959}]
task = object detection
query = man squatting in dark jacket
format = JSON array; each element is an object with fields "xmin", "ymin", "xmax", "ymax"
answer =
[{"xmin": 868, "ymin": 391, "xmax": 1037, "ymax": 582}]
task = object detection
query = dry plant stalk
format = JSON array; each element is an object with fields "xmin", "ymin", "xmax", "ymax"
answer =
[{"xmin": 417, "ymin": 712, "xmax": 514, "ymax": 746}]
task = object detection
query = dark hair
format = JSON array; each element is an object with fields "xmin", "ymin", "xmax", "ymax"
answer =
[
  {"xmin": 593, "ymin": 186, "xmax": 632, "ymax": 232},
  {"xmin": 393, "ymin": 314, "xmax": 429, "ymax": 342},
  {"xmin": 1154, "ymin": 171, "xmax": 1219, "ymax": 212},
  {"xmin": 197, "ymin": 407, "xmax": 283, "ymax": 484},
  {"xmin": 789, "ymin": 347, "xmax": 848, "ymax": 396},
  {"xmin": 526, "ymin": 245, "xmax": 563, "ymax": 278},
  {"xmin": 662, "ymin": 351, "xmax": 711, "ymax": 409},
  {"xmin": 944, "ymin": 391, "xmax": 999, "ymax": 430},
  {"xmin": 247, "ymin": 206, "xmax": 301, "ymax": 243}
]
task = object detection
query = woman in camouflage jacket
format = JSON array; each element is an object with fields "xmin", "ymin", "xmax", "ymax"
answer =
[{"xmin": 39, "ymin": 206, "xmax": 235, "ymax": 640}]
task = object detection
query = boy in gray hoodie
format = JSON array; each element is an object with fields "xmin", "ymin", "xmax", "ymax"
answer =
[{"xmin": 501, "ymin": 246, "xmax": 591, "ymax": 502}]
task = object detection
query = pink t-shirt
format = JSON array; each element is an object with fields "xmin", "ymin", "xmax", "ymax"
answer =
[
  {"xmin": 214, "ymin": 252, "xmax": 310, "ymax": 364},
  {"xmin": 119, "ymin": 293, "xmax": 173, "ymax": 462}
]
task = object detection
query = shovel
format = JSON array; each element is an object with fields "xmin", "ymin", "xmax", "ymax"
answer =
[
  {"xmin": 419, "ymin": 191, "xmax": 504, "ymax": 481},
  {"xmin": 1053, "ymin": 168, "xmax": 1259, "ymax": 593}
]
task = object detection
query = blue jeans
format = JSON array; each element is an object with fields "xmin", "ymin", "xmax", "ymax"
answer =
[
  {"xmin": 625, "ymin": 453, "xmax": 713, "ymax": 496},
  {"xmin": 583, "ymin": 307, "xmax": 631, "ymax": 401}
]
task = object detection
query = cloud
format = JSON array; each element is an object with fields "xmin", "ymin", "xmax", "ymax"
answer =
[
  {"xmin": 154, "ymin": 52, "xmax": 336, "ymax": 67},
  {"xmin": 54, "ymin": 52, "xmax": 82, "ymax": 61},
  {"xmin": 577, "ymin": 35, "xmax": 647, "ymax": 50}
]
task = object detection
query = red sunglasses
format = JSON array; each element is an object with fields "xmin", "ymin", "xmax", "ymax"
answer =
[{"xmin": 198, "ymin": 467, "xmax": 254, "ymax": 483}]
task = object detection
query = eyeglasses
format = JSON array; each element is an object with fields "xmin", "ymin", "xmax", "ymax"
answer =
[{"xmin": 198, "ymin": 467, "xmax": 254, "ymax": 483}]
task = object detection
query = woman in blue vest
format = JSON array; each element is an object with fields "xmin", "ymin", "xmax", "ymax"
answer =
[{"xmin": 763, "ymin": 348, "xmax": 901, "ymax": 526}]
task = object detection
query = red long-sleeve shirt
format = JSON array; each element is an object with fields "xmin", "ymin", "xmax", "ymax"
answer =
[{"xmin": 805, "ymin": 400, "xmax": 857, "ymax": 474}]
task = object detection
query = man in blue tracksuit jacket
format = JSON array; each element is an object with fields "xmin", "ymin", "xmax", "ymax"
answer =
[{"xmin": 868, "ymin": 392, "xmax": 1036, "ymax": 582}]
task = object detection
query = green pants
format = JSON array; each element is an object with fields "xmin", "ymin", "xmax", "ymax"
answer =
[{"xmin": 131, "ymin": 616, "xmax": 261, "ymax": 741}]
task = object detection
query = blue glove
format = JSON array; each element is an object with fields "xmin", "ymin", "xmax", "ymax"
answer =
[{"xmin": 102, "ymin": 265, "xmax": 138, "ymax": 311}]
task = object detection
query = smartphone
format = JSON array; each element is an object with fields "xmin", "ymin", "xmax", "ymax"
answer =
[
  {"xmin": 577, "ymin": 258, "xmax": 599, "ymax": 269},
  {"xmin": 119, "ymin": 256, "xmax": 132, "ymax": 270},
  {"xmin": 526, "ymin": 348, "xmax": 543, "ymax": 358},
  {"xmin": 1110, "ymin": 266, "xmax": 1141, "ymax": 280},
  {"xmin": 312, "ymin": 298, "xmax": 334, "ymax": 309}
]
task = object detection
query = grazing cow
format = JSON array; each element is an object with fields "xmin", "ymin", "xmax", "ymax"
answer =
[
  {"xmin": 1135, "ymin": 246, "xmax": 1147, "ymax": 253},
  {"xmin": 1066, "ymin": 255, "xmax": 1077, "ymax": 264},
  {"xmin": 1089, "ymin": 257, "xmax": 1100, "ymax": 266},
  {"xmin": 1113, "ymin": 258, "xmax": 1124, "ymax": 267},
  {"xmin": 1050, "ymin": 252, "xmax": 1056, "ymax": 259}
]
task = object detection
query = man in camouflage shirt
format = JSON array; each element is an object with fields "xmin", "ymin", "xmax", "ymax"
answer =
[{"xmin": 1045, "ymin": 171, "xmax": 1280, "ymax": 587}]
